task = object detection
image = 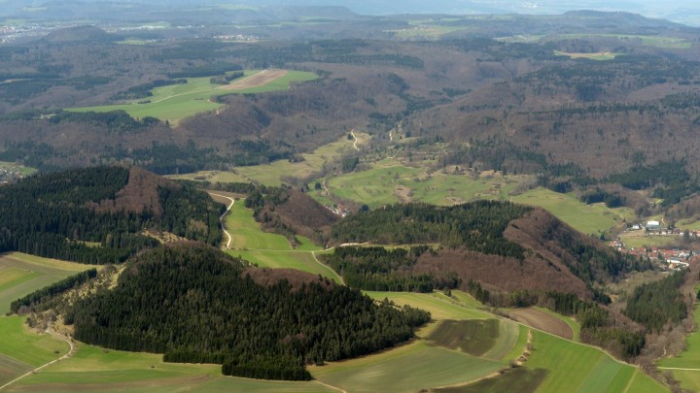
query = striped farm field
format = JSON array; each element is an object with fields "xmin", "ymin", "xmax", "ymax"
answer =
[
  {"xmin": 526, "ymin": 330, "xmax": 666, "ymax": 393},
  {"xmin": 0, "ymin": 252, "xmax": 94, "ymax": 314},
  {"xmin": 310, "ymin": 340, "xmax": 505, "ymax": 393}
]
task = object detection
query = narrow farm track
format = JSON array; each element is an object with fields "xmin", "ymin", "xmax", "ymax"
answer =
[
  {"xmin": 0, "ymin": 329, "xmax": 74, "ymax": 391},
  {"xmin": 207, "ymin": 192, "xmax": 235, "ymax": 249},
  {"xmin": 350, "ymin": 130, "xmax": 360, "ymax": 151},
  {"xmin": 311, "ymin": 250, "xmax": 344, "ymax": 285},
  {"xmin": 314, "ymin": 380, "xmax": 347, "ymax": 393}
]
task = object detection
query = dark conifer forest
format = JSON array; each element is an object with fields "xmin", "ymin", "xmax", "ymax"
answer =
[
  {"xmin": 0, "ymin": 166, "xmax": 222, "ymax": 264},
  {"xmin": 68, "ymin": 244, "xmax": 430, "ymax": 380}
]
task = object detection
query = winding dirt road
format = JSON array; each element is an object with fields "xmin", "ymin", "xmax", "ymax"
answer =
[
  {"xmin": 0, "ymin": 329, "xmax": 75, "ymax": 391},
  {"xmin": 207, "ymin": 192, "xmax": 235, "ymax": 249}
]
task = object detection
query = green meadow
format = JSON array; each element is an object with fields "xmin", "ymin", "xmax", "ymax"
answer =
[
  {"xmin": 526, "ymin": 331, "xmax": 666, "ymax": 393},
  {"xmin": 70, "ymin": 70, "xmax": 317, "ymax": 124},
  {"xmin": 511, "ymin": 187, "xmax": 634, "ymax": 235},
  {"xmin": 221, "ymin": 200, "xmax": 343, "ymax": 282}
]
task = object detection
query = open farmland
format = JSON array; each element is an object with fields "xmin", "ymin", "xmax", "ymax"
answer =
[
  {"xmin": 70, "ymin": 70, "xmax": 317, "ymax": 124},
  {"xmin": 5, "ymin": 341, "xmax": 335, "ymax": 393},
  {"xmin": 0, "ymin": 317, "xmax": 70, "ymax": 387},
  {"xmin": 0, "ymin": 253, "xmax": 94, "ymax": 314},
  {"xmin": 525, "ymin": 330, "xmax": 666, "ymax": 393},
  {"xmin": 553, "ymin": 50, "xmax": 620, "ymax": 60}
]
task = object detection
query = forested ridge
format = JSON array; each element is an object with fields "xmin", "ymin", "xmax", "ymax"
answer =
[
  {"xmin": 68, "ymin": 244, "xmax": 430, "ymax": 380},
  {"xmin": 331, "ymin": 201, "xmax": 532, "ymax": 259},
  {"xmin": 0, "ymin": 166, "xmax": 222, "ymax": 264}
]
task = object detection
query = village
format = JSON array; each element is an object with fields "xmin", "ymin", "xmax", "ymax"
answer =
[{"xmin": 609, "ymin": 219, "xmax": 700, "ymax": 270}]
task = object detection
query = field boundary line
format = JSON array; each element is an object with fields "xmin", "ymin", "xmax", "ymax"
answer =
[
  {"xmin": 207, "ymin": 192, "xmax": 235, "ymax": 249},
  {"xmin": 314, "ymin": 380, "xmax": 346, "ymax": 393},
  {"xmin": 657, "ymin": 367, "xmax": 700, "ymax": 371},
  {"xmin": 148, "ymin": 70, "xmax": 264, "ymax": 105},
  {"xmin": 0, "ymin": 328, "xmax": 74, "ymax": 391},
  {"xmin": 622, "ymin": 369, "xmax": 637, "ymax": 393}
]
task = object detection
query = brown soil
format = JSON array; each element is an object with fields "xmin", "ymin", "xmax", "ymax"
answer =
[
  {"xmin": 219, "ymin": 69, "xmax": 288, "ymax": 90},
  {"xmin": 242, "ymin": 267, "xmax": 335, "ymax": 291},
  {"xmin": 508, "ymin": 308, "xmax": 573, "ymax": 340},
  {"xmin": 87, "ymin": 167, "xmax": 177, "ymax": 218},
  {"xmin": 257, "ymin": 189, "xmax": 339, "ymax": 244}
]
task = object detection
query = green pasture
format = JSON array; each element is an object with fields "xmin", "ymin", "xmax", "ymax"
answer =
[
  {"xmin": 70, "ymin": 70, "xmax": 316, "ymax": 124},
  {"xmin": 511, "ymin": 187, "xmax": 634, "ymax": 235},
  {"xmin": 526, "ymin": 330, "xmax": 666, "ymax": 393},
  {"xmin": 9, "ymin": 342, "xmax": 334, "ymax": 393},
  {"xmin": 323, "ymin": 160, "xmax": 523, "ymax": 208},
  {"xmin": 220, "ymin": 200, "xmax": 344, "ymax": 281},
  {"xmin": 311, "ymin": 340, "xmax": 504, "ymax": 393},
  {"xmin": 0, "ymin": 317, "xmax": 69, "ymax": 367},
  {"xmin": 618, "ymin": 233, "xmax": 680, "ymax": 250},
  {"xmin": 0, "ymin": 252, "xmax": 94, "ymax": 314},
  {"xmin": 224, "ymin": 200, "xmax": 320, "ymax": 252},
  {"xmin": 554, "ymin": 34, "xmax": 692, "ymax": 49}
]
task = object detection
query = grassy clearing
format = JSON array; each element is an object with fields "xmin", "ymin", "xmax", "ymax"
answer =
[
  {"xmin": 427, "ymin": 319, "xmax": 499, "ymax": 356},
  {"xmin": 70, "ymin": 70, "xmax": 316, "ymax": 124},
  {"xmin": 526, "ymin": 330, "xmax": 665, "ymax": 393},
  {"xmin": 0, "ymin": 317, "xmax": 69, "ymax": 367},
  {"xmin": 310, "ymin": 341, "xmax": 504, "ymax": 393},
  {"xmin": 220, "ymin": 200, "xmax": 344, "ymax": 282},
  {"xmin": 511, "ymin": 187, "xmax": 634, "ymax": 235},
  {"xmin": 11, "ymin": 342, "xmax": 334, "ymax": 393},
  {"xmin": 666, "ymin": 370, "xmax": 700, "ymax": 392},
  {"xmin": 0, "ymin": 253, "xmax": 94, "ymax": 314},
  {"xmin": 224, "ymin": 200, "xmax": 320, "ymax": 251}
]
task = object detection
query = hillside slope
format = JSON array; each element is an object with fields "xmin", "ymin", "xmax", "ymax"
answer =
[{"xmin": 0, "ymin": 166, "xmax": 222, "ymax": 264}]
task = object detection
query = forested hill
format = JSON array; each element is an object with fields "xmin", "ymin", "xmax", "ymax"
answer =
[
  {"xmin": 0, "ymin": 166, "xmax": 222, "ymax": 264},
  {"xmin": 328, "ymin": 201, "xmax": 650, "ymax": 298},
  {"xmin": 68, "ymin": 244, "xmax": 430, "ymax": 381}
]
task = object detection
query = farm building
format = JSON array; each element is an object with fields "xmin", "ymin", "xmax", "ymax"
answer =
[{"xmin": 646, "ymin": 220, "xmax": 661, "ymax": 230}]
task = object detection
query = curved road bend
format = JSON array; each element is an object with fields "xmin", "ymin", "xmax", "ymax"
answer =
[{"xmin": 207, "ymin": 192, "xmax": 235, "ymax": 249}]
